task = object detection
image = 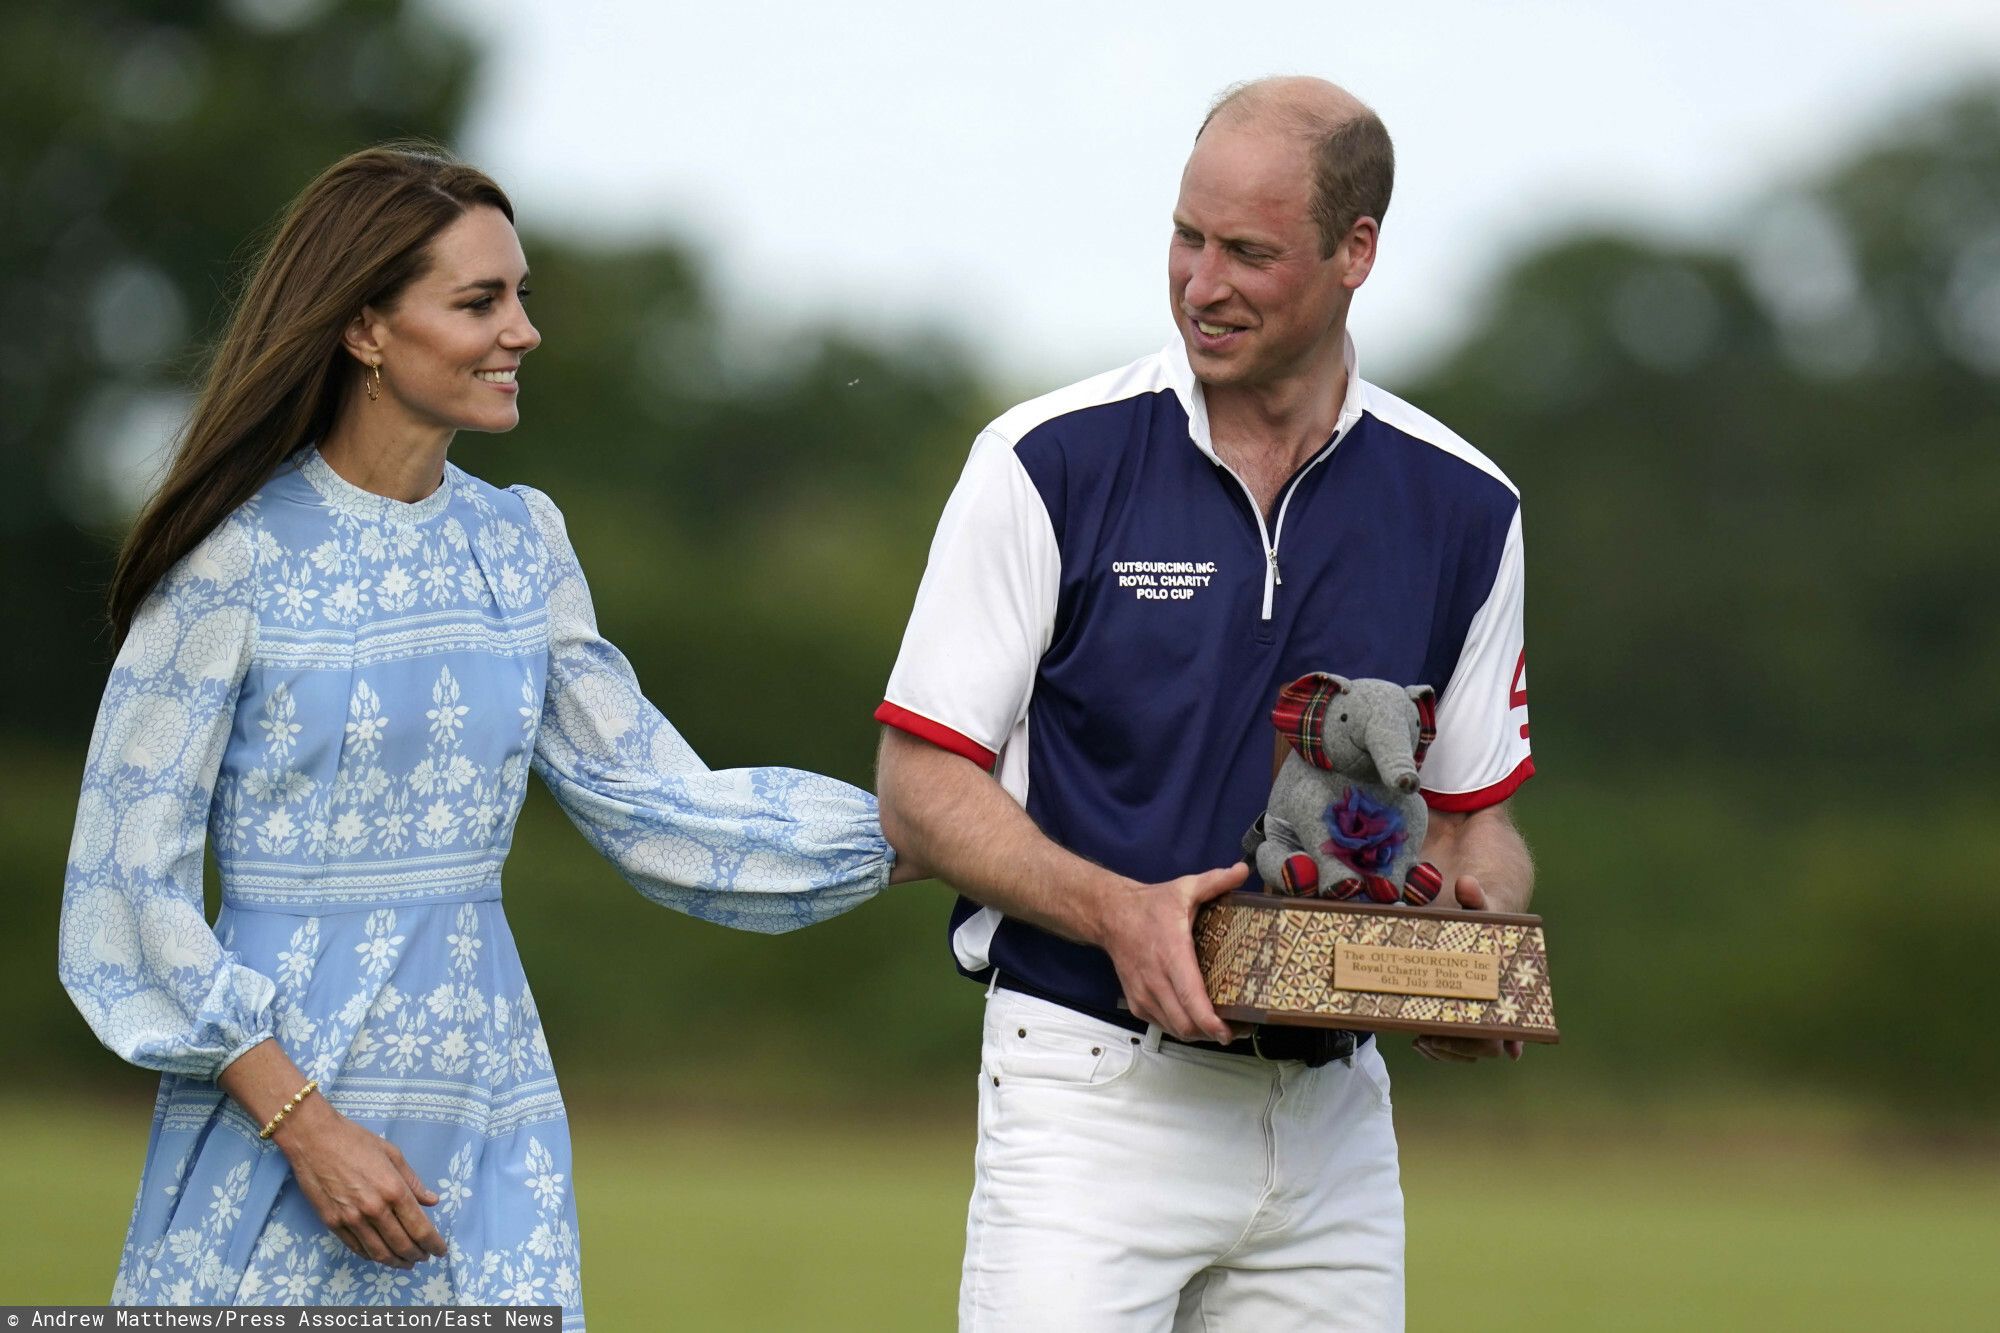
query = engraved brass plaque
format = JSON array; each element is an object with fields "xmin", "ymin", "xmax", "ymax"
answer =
[
  {"xmin": 1195, "ymin": 894, "xmax": 1558, "ymax": 1042},
  {"xmin": 1333, "ymin": 941, "xmax": 1501, "ymax": 1001}
]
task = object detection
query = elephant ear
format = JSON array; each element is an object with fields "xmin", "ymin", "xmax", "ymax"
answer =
[
  {"xmin": 1407, "ymin": 684, "xmax": 1438, "ymax": 767},
  {"xmin": 1271, "ymin": 672, "xmax": 1349, "ymax": 770}
]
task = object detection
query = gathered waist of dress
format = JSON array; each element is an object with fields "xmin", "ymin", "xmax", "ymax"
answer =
[{"xmin": 219, "ymin": 855, "xmax": 506, "ymax": 916}]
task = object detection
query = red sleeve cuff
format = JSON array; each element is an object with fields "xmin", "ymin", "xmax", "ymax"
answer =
[
  {"xmin": 874, "ymin": 701, "xmax": 997, "ymax": 771},
  {"xmin": 1423, "ymin": 755, "xmax": 1534, "ymax": 813}
]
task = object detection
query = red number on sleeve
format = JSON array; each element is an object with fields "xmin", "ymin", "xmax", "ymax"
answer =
[{"xmin": 1510, "ymin": 649, "xmax": 1530, "ymax": 740}]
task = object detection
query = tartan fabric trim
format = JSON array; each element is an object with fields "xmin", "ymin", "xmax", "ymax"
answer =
[
  {"xmin": 1403, "ymin": 861, "xmax": 1444, "ymax": 904},
  {"xmin": 1363, "ymin": 874, "xmax": 1401, "ymax": 903},
  {"xmin": 1411, "ymin": 686, "xmax": 1438, "ymax": 767},
  {"xmin": 1271, "ymin": 674, "xmax": 1440, "ymax": 773},
  {"xmin": 1270, "ymin": 672, "xmax": 1346, "ymax": 770}
]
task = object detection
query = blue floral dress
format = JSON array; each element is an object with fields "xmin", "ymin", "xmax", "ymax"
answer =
[{"xmin": 58, "ymin": 450, "xmax": 892, "ymax": 1324}]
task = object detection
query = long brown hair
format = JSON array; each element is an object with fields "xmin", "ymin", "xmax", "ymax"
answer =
[{"xmin": 106, "ymin": 143, "xmax": 514, "ymax": 645}]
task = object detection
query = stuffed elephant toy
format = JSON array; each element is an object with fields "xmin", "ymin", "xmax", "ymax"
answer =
[{"xmin": 1243, "ymin": 672, "xmax": 1446, "ymax": 905}]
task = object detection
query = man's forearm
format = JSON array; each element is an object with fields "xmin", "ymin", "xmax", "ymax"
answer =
[
  {"xmin": 875, "ymin": 727, "xmax": 1130, "ymax": 945},
  {"xmin": 1423, "ymin": 800, "xmax": 1534, "ymax": 913},
  {"xmin": 876, "ymin": 727, "xmax": 1250, "ymax": 1042}
]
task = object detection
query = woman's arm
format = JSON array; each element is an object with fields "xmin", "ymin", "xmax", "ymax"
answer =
[
  {"xmin": 516, "ymin": 485, "xmax": 894, "ymax": 929},
  {"xmin": 59, "ymin": 515, "xmax": 441, "ymax": 1268},
  {"xmin": 59, "ymin": 515, "xmax": 276, "ymax": 1077}
]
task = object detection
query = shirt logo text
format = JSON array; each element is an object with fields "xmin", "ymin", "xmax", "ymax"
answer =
[{"xmin": 1111, "ymin": 560, "xmax": 1218, "ymax": 602}]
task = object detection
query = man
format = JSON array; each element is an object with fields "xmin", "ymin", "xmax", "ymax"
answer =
[{"xmin": 875, "ymin": 76, "xmax": 1534, "ymax": 1331}]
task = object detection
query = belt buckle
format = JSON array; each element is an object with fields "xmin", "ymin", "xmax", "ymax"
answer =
[{"xmin": 1250, "ymin": 1024, "xmax": 1356, "ymax": 1068}]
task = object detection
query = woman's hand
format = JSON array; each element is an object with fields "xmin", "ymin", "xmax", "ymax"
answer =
[
  {"xmin": 219, "ymin": 1039, "xmax": 447, "ymax": 1268},
  {"xmin": 273, "ymin": 1095, "xmax": 448, "ymax": 1268}
]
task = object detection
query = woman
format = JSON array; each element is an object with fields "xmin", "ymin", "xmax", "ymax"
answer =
[{"xmin": 59, "ymin": 145, "xmax": 903, "ymax": 1322}]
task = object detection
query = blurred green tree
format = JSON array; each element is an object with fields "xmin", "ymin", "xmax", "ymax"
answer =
[
  {"xmin": 1389, "ymin": 89, "xmax": 2000, "ymax": 1118},
  {"xmin": 2, "ymin": 0, "xmax": 480, "ymax": 734},
  {"xmin": 1410, "ymin": 88, "xmax": 2000, "ymax": 785},
  {"xmin": 1, "ymin": 0, "xmax": 997, "ymax": 1098},
  {"xmin": 0, "ymin": 0, "xmax": 992, "ymax": 773},
  {"xmin": 9, "ymin": 1, "xmax": 1999, "ymax": 1117}
]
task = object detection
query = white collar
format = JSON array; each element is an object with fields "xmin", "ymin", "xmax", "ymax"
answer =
[{"xmin": 1163, "ymin": 330, "xmax": 1366, "ymax": 463}]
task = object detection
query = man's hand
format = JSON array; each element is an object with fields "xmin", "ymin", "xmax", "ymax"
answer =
[
  {"xmin": 1411, "ymin": 874, "xmax": 1524, "ymax": 1064},
  {"xmin": 879, "ymin": 729, "xmax": 1257, "ymax": 1042},
  {"xmin": 1092, "ymin": 862, "xmax": 1247, "ymax": 1043}
]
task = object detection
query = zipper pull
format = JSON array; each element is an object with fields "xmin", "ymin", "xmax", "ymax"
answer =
[{"xmin": 1267, "ymin": 547, "xmax": 1282, "ymax": 586}]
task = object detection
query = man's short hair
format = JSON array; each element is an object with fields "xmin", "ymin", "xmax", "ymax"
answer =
[{"xmin": 1199, "ymin": 83, "xmax": 1396, "ymax": 258}]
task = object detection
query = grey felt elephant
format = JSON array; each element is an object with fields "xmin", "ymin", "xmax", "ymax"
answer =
[{"xmin": 1242, "ymin": 672, "xmax": 1446, "ymax": 905}]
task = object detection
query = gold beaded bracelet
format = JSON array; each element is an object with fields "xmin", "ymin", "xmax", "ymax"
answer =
[{"xmin": 258, "ymin": 1078, "xmax": 320, "ymax": 1141}]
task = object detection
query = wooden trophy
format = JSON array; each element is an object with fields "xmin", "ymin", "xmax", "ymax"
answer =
[{"xmin": 1195, "ymin": 892, "xmax": 1559, "ymax": 1044}]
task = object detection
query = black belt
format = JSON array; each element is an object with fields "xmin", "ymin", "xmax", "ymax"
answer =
[{"xmin": 993, "ymin": 973, "xmax": 1366, "ymax": 1069}]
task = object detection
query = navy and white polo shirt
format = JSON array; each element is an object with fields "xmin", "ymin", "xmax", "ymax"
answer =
[{"xmin": 877, "ymin": 336, "xmax": 1533, "ymax": 1013}]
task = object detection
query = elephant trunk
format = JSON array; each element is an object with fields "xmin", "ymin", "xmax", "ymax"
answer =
[{"xmin": 1365, "ymin": 714, "xmax": 1421, "ymax": 793}]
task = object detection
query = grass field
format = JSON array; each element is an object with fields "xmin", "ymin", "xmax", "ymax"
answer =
[{"xmin": 7, "ymin": 1095, "xmax": 1996, "ymax": 1329}]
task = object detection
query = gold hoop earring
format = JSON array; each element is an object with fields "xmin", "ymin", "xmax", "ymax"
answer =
[{"xmin": 365, "ymin": 362, "xmax": 382, "ymax": 402}]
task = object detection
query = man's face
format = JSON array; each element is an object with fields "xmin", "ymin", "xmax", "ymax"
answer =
[{"xmin": 1168, "ymin": 119, "xmax": 1360, "ymax": 393}]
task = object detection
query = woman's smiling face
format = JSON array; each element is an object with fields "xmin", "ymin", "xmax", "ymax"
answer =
[{"xmin": 358, "ymin": 204, "xmax": 540, "ymax": 435}]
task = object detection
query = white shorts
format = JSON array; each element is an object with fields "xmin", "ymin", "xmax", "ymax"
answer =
[{"xmin": 960, "ymin": 987, "xmax": 1404, "ymax": 1332}]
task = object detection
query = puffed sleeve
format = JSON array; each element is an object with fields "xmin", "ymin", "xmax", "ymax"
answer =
[
  {"xmin": 59, "ymin": 513, "xmax": 277, "ymax": 1079},
  {"xmin": 513, "ymin": 485, "xmax": 892, "ymax": 933}
]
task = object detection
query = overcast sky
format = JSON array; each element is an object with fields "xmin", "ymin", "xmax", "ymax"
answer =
[{"xmin": 433, "ymin": 0, "xmax": 2000, "ymax": 389}]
